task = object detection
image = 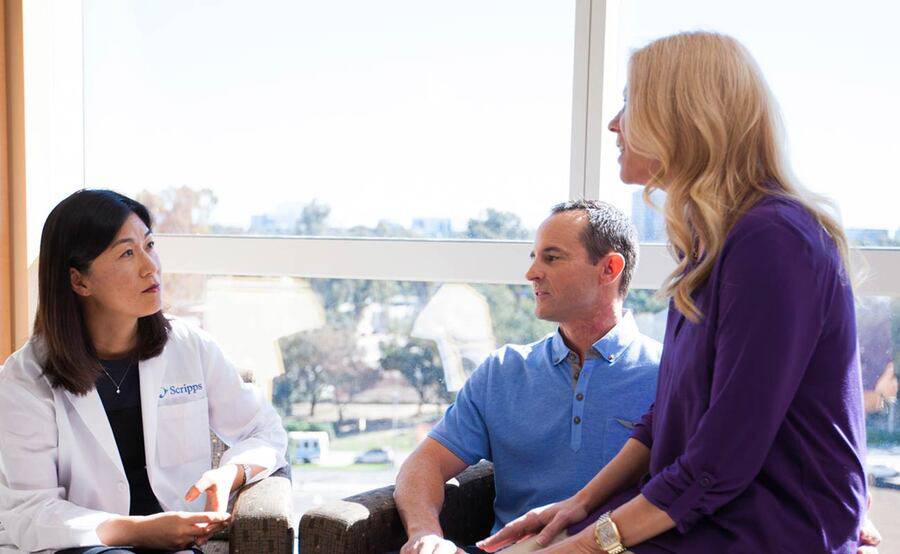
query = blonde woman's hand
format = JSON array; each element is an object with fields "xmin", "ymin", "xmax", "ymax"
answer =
[
  {"xmin": 531, "ymin": 524, "xmax": 600, "ymax": 554},
  {"xmin": 477, "ymin": 497, "xmax": 589, "ymax": 552}
]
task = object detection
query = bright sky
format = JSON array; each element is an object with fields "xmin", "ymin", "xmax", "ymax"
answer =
[{"xmin": 82, "ymin": 0, "xmax": 899, "ymax": 234}]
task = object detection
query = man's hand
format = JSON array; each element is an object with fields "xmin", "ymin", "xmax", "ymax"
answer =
[
  {"xmin": 400, "ymin": 532, "xmax": 465, "ymax": 554},
  {"xmin": 858, "ymin": 514, "xmax": 882, "ymax": 554}
]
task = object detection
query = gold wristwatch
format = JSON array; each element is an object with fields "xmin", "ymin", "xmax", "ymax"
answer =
[{"xmin": 594, "ymin": 511, "xmax": 626, "ymax": 554}]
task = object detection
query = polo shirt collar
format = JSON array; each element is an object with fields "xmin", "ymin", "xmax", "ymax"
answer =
[{"xmin": 550, "ymin": 310, "xmax": 640, "ymax": 365}]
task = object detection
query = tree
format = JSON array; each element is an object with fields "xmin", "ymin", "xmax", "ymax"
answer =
[
  {"xmin": 473, "ymin": 283, "xmax": 554, "ymax": 345},
  {"xmin": 624, "ymin": 289, "xmax": 668, "ymax": 315},
  {"xmin": 278, "ymin": 328, "xmax": 359, "ymax": 417},
  {"xmin": 380, "ymin": 338, "xmax": 450, "ymax": 413},
  {"xmin": 135, "ymin": 186, "xmax": 219, "ymax": 317},
  {"xmin": 465, "ymin": 211, "xmax": 548, "ymax": 344},
  {"xmin": 294, "ymin": 200, "xmax": 330, "ymax": 236},
  {"xmin": 331, "ymin": 359, "xmax": 381, "ymax": 427},
  {"xmin": 136, "ymin": 186, "xmax": 217, "ymax": 234},
  {"xmin": 464, "ymin": 208, "xmax": 531, "ymax": 240}
]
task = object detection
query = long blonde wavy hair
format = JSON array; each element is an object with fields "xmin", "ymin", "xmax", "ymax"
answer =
[{"xmin": 624, "ymin": 32, "xmax": 850, "ymax": 322}]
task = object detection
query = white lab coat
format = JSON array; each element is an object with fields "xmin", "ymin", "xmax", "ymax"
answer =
[{"xmin": 0, "ymin": 318, "xmax": 288, "ymax": 553}]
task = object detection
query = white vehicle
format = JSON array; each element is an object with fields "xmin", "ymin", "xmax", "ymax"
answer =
[
  {"xmin": 354, "ymin": 447, "xmax": 394, "ymax": 464},
  {"xmin": 289, "ymin": 431, "xmax": 330, "ymax": 464}
]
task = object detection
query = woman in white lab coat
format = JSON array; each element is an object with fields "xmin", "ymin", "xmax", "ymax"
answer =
[{"xmin": 0, "ymin": 190, "xmax": 288, "ymax": 554}]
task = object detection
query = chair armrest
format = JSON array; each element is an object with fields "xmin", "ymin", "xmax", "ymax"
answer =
[
  {"xmin": 299, "ymin": 461, "xmax": 495, "ymax": 554},
  {"xmin": 227, "ymin": 465, "xmax": 294, "ymax": 554}
]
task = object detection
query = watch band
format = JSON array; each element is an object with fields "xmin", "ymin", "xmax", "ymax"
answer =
[
  {"xmin": 594, "ymin": 511, "xmax": 626, "ymax": 554},
  {"xmin": 239, "ymin": 463, "xmax": 252, "ymax": 486}
]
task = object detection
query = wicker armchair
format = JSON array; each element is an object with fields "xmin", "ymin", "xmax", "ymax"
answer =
[
  {"xmin": 200, "ymin": 434, "xmax": 295, "ymax": 554},
  {"xmin": 299, "ymin": 461, "xmax": 495, "ymax": 553}
]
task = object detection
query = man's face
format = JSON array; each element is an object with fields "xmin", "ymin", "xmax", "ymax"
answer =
[{"xmin": 526, "ymin": 211, "xmax": 606, "ymax": 323}]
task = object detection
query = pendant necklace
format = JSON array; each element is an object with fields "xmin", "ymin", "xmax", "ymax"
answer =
[{"xmin": 100, "ymin": 361, "xmax": 133, "ymax": 394}]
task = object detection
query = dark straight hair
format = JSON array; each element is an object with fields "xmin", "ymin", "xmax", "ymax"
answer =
[{"xmin": 33, "ymin": 189, "xmax": 170, "ymax": 395}]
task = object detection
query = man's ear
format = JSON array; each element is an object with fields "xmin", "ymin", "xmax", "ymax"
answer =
[
  {"xmin": 598, "ymin": 252, "xmax": 626, "ymax": 286},
  {"xmin": 70, "ymin": 267, "xmax": 91, "ymax": 297}
]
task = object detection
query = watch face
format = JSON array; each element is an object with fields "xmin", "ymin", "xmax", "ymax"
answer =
[
  {"xmin": 599, "ymin": 525, "xmax": 617, "ymax": 545},
  {"xmin": 597, "ymin": 519, "xmax": 620, "ymax": 548}
]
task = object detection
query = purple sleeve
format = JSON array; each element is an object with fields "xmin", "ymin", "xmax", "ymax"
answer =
[
  {"xmin": 629, "ymin": 403, "xmax": 654, "ymax": 449},
  {"xmin": 641, "ymin": 221, "xmax": 828, "ymax": 533}
]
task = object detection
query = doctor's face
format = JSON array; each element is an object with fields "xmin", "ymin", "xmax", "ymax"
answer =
[{"xmin": 70, "ymin": 213, "xmax": 163, "ymax": 320}]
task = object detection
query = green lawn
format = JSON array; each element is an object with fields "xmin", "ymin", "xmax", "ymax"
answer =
[
  {"xmin": 330, "ymin": 427, "xmax": 420, "ymax": 452},
  {"xmin": 294, "ymin": 462, "xmax": 394, "ymax": 471}
]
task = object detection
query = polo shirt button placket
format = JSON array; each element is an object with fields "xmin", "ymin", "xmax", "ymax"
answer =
[
  {"xmin": 576, "ymin": 393, "xmax": 584, "ymax": 401},
  {"xmin": 573, "ymin": 416, "xmax": 581, "ymax": 425}
]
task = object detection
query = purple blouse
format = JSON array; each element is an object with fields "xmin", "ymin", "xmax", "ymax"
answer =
[{"xmin": 577, "ymin": 196, "xmax": 868, "ymax": 552}]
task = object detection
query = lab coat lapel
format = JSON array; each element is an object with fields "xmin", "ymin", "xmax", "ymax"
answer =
[
  {"xmin": 140, "ymin": 353, "xmax": 167, "ymax": 467},
  {"xmin": 63, "ymin": 388, "xmax": 125, "ymax": 477}
]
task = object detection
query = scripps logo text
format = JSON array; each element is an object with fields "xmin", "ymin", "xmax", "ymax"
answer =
[{"xmin": 158, "ymin": 383, "xmax": 204, "ymax": 399}]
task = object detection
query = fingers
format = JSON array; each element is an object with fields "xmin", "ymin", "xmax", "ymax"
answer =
[
  {"xmin": 857, "ymin": 547, "xmax": 879, "ymax": 554},
  {"xmin": 535, "ymin": 512, "xmax": 572, "ymax": 546},
  {"xmin": 402, "ymin": 535, "xmax": 460, "ymax": 554},
  {"xmin": 184, "ymin": 511, "xmax": 233, "ymax": 524},
  {"xmin": 194, "ymin": 521, "xmax": 229, "ymax": 546},
  {"xmin": 185, "ymin": 473, "xmax": 215, "ymax": 502},
  {"xmin": 859, "ymin": 516, "xmax": 882, "ymax": 546},
  {"xmin": 477, "ymin": 512, "xmax": 544, "ymax": 552}
]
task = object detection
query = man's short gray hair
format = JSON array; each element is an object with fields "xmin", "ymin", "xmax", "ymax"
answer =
[{"xmin": 550, "ymin": 199, "xmax": 639, "ymax": 296}]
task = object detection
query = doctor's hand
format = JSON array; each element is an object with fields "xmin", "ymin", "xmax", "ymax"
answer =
[
  {"xmin": 98, "ymin": 512, "xmax": 232, "ymax": 550},
  {"xmin": 185, "ymin": 464, "xmax": 243, "ymax": 514}
]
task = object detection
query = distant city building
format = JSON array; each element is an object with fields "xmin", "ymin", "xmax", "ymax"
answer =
[
  {"xmin": 249, "ymin": 214, "xmax": 279, "ymax": 234},
  {"xmin": 631, "ymin": 189, "xmax": 667, "ymax": 243},
  {"xmin": 412, "ymin": 217, "xmax": 453, "ymax": 237},
  {"xmin": 248, "ymin": 202, "xmax": 306, "ymax": 234},
  {"xmin": 847, "ymin": 228, "xmax": 891, "ymax": 245}
]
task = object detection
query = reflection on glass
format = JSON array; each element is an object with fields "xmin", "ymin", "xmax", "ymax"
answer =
[{"xmin": 159, "ymin": 272, "xmax": 673, "ymax": 515}]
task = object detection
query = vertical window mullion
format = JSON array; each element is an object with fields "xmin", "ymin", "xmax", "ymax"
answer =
[{"xmin": 570, "ymin": 0, "xmax": 620, "ymax": 202}]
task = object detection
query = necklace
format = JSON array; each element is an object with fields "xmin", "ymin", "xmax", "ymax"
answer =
[{"xmin": 100, "ymin": 361, "xmax": 134, "ymax": 394}]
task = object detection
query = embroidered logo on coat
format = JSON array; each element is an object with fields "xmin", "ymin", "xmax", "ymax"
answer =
[{"xmin": 158, "ymin": 383, "xmax": 204, "ymax": 399}]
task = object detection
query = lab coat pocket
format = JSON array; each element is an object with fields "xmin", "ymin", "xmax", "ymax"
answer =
[{"xmin": 157, "ymin": 399, "xmax": 211, "ymax": 468}]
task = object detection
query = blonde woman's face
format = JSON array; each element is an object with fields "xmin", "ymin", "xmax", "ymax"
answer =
[{"xmin": 608, "ymin": 107, "xmax": 661, "ymax": 186}]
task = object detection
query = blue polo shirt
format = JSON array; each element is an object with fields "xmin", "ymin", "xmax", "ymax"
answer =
[{"xmin": 428, "ymin": 310, "xmax": 661, "ymax": 532}]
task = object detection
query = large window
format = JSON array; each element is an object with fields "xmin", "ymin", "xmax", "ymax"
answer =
[
  {"xmin": 21, "ymin": 0, "xmax": 900, "ymax": 544},
  {"xmin": 82, "ymin": 0, "xmax": 576, "ymax": 240}
]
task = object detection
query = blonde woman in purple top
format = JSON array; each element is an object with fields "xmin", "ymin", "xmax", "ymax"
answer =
[{"xmin": 479, "ymin": 31, "xmax": 871, "ymax": 554}]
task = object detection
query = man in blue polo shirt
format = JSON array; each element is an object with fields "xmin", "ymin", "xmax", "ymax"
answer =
[{"xmin": 394, "ymin": 200, "xmax": 661, "ymax": 554}]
